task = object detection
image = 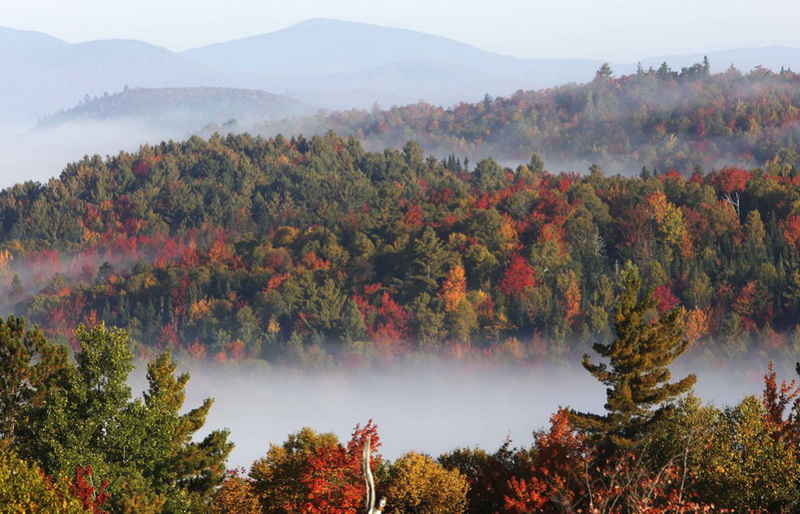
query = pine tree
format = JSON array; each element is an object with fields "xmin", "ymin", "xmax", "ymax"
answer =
[
  {"xmin": 571, "ymin": 262, "xmax": 696, "ymax": 449},
  {"xmin": 340, "ymin": 298, "xmax": 367, "ymax": 343},
  {"xmin": 0, "ymin": 315, "xmax": 71, "ymax": 446},
  {"xmin": 405, "ymin": 227, "xmax": 454, "ymax": 297}
]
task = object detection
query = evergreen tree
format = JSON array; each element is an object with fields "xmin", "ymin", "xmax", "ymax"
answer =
[
  {"xmin": 340, "ymin": 298, "xmax": 367, "ymax": 343},
  {"xmin": 0, "ymin": 315, "xmax": 71, "ymax": 446},
  {"xmin": 405, "ymin": 227, "xmax": 454, "ymax": 297},
  {"xmin": 571, "ymin": 262, "xmax": 696, "ymax": 449}
]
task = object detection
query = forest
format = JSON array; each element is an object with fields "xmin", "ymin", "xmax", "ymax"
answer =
[
  {"xmin": 255, "ymin": 60, "xmax": 800, "ymax": 173},
  {"xmin": 6, "ymin": 267, "xmax": 800, "ymax": 512},
  {"xmin": 4, "ymin": 61, "xmax": 800, "ymax": 511},
  {"xmin": 0, "ymin": 126, "xmax": 799, "ymax": 366}
]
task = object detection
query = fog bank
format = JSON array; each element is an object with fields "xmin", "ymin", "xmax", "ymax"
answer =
[
  {"xmin": 127, "ymin": 358, "xmax": 774, "ymax": 470},
  {"xmin": 0, "ymin": 121, "xmax": 181, "ymax": 187}
]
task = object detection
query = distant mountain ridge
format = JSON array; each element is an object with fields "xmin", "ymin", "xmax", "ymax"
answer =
[
  {"xmin": 0, "ymin": 27, "xmax": 218, "ymax": 123},
  {"xmin": 3, "ymin": 20, "xmax": 800, "ymax": 125},
  {"xmin": 181, "ymin": 18, "xmax": 529, "ymax": 75}
]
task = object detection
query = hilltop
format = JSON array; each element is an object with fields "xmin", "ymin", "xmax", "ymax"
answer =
[{"xmin": 40, "ymin": 86, "xmax": 313, "ymax": 131}]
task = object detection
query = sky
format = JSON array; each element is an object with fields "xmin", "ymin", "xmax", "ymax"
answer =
[{"xmin": 2, "ymin": 0, "xmax": 799, "ymax": 61}]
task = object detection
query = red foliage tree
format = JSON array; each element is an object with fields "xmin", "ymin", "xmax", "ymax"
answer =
[
  {"xmin": 783, "ymin": 214, "xmax": 800, "ymax": 251},
  {"xmin": 69, "ymin": 466, "xmax": 110, "ymax": 514},
  {"xmin": 709, "ymin": 166, "xmax": 751, "ymax": 193},
  {"xmin": 499, "ymin": 255, "xmax": 537, "ymax": 298},
  {"xmin": 762, "ymin": 362, "xmax": 800, "ymax": 445},
  {"xmin": 504, "ymin": 409, "xmax": 587, "ymax": 512},
  {"xmin": 296, "ymin": 421, "xmax": 381, "ymax": 514},
  {"xmin": 653, "ymin": 285, "xmax": 680, "ymax": 315}
]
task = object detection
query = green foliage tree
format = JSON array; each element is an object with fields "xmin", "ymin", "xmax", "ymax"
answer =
[
  {"xmin": 473, "ymin": 158, "xmax": 507, "ymax": 192},
  {"xmin": 571, "ymin": 262, "xmax": 696, "ymax": 449},
  {"xmin": 0, "ymin": 315, "xmax": 71, "ymax": 446},
  {"xmin": 438, "ymin": 443, "xmax": 525, "ymax": 513},
  {"xmin": 405, "ymin": 227, "xmax": 454, "ymax": 297},
  {"xmin": 28, "ymin": 323, "xmax": 232, "ymax": 511},
  {"xmin": 695, "ymin": 395, "xmax": 800, "ymax": 510}
]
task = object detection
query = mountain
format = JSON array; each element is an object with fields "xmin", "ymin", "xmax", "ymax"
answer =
[
  {"xmin": 41, "ymin": 87, "xmax": 314, "ymax": 131},
  {"xmin": 181, "ymin": 18, "xmax": 605, "ymax": 108},
  {"xmin": 0, "ymin": 27, "xmax": 222, "ymax": 123},
  {"xmin": 3, "ymin": 20, "xmax": 800, "ymax": 125},
  {"xmin": 180, "ymin": 19, "xmax": 800, "ymax": 109}
]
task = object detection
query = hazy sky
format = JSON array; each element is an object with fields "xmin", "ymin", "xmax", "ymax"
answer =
[{"xmin": 2, "ymin": 0, "xmax": 798, "ymax": 61}]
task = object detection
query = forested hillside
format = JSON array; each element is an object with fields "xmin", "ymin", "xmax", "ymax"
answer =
[
  {"xmin": 0, "ymin": 130, "xmax": 799, "ymax": 365},
  {"xmin": 257, "ymin": 62, "xmax": 800, "ymax": 174},
  {"xmin": 40, "ymin": 87, "xmax": 312, "ymax": 131}
]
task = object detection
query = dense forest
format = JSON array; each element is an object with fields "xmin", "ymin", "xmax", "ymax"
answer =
[
  {"xmin": 5, "ymin": 59, "xmax": 800, "ymax": 512},
  {"xmin": 6, "ymin": 270, "xmax": 800, "ymax": 512},
  {"xmin": 253, "ymin": 61, "xmax": 800, "ymax": 173},
  {"xmin": 1, "ymin": 130, "xmax": 800, "ymax": 365}
]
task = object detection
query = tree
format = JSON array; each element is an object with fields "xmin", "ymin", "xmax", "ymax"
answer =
[
  {"xmin": 210, "ymin": 468, "xmax": 260, "ymax": 514},
  {"xmin": 594, "ymin": 62, "xmax": 614, "ymax": 82},
  {"xmin": 505, "ymin": 409, "xmax": 587, "ymax": 512},
  {"xmin": 385, "ymin": 452, "xmax": 469, "ymax": 513},
  {"xmin": 695, "ymin": 396, "xmax": 800, "ymax": 510},
  {"xmin": 571, "ymin": 262, "xmax": 696, "ymax": 449},
  {"xmin": 499, "ymin": 255, "xmax": 537, "ymax": 298},
  {"xmin": 0, "ymin": 449, "xmax": 86, "ymax": 513},
  {"xmin": 250, "ymin": 427, "xmax": 340, "ymax": 512},
  {"xmin": 28, "ymin": 323, "xmax": 232, "ymax": 510},
  {"xmin": 438, "ymin": 442, "xmax": 522, "ymax": 514},
  {"xmin": 250, "ymin": 422, "xmax": 381, "ymax": 513},
  {"xmin": 70, "ymin": 466, "xmax": 111, "ymax": 514},
  {"xmin": 473, "ymin": 158, "xmax": 507, "ymax": 191},
  {"xmin": 143, "ymin": 352, "xmax": 233, "ymax": 500},
  {"xmin": 0, "ymin": 315, "xmax": 71, "ymax": 446},
  {"xmin": 405, "ymin": 227, "xmax": 454, "ymax": 297},
  {"xmin": 439, "ymin": 265, "xmax": 467, "ymax": 312},
  {"xmin": 340, "ymin": 298, "xmax": 367, "ymax": 343}
]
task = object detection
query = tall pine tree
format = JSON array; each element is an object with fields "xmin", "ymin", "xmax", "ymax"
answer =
[{"xmin": 571, "ymin": 262, "xmax": 696, "ymax": 449}]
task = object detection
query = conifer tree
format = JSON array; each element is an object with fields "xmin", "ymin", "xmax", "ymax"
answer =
[
  {"xmin": 0, "ymin": 315, "xmax": 71, "ymax": 446},
  {"xmin": 571, "ymin": 262, "xmax": 696, "ymax": 449},
  {"xmin": 406, "ymin": 227, "xmax": 454, "ymax": 297}
]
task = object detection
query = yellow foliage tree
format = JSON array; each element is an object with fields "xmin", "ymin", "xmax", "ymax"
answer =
[
  {"xmin": 684, "ymin": 307, "xmax": 709, "ymax": 343},
  {"xmin": 211, "ymin": 469, "xmax": 260, "ymax": 514},
  {"xmin": 0, "ymin": 249, "xmax": 11, "ymax": 279},
  {"xmin": 646, "ymin": 190, "xmax": 691, "ymax": 253},
  {"xmin": 385, "ymin": 452, "xmax": 469, "ymax": 514},
  {"xmin": 0, "ymin": 450, "xmax": 85, "ymax": 513},
  {"xmin": 440, "ymin": 265, "xmax": 467, "ymax": 312},
  {"xmin": 557, "ymin": 269, "xmax": 582, "ymax": 325}
]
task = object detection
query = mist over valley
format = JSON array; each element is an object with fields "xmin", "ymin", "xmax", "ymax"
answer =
[{"xmin": 3, "ymin": 7, "xmax": 800, "ymax": 511}]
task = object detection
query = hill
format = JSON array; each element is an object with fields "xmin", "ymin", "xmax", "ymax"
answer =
[
  {"xmin": 251, "ymin": 63, "xmax": 800, "ymax": 174},
  {"xmin": 40, "ymin": 87, "xmax": 314, "ymax": 131},
  {"xmin": 180, "ymin": 18, "xmax": 602, "ymax": 108},
  {"xmin": 0, "ymin": 131, "xmax": 799, "ymax": 366}
]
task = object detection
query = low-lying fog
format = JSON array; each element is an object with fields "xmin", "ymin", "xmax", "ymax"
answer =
[
  {"xmin": 0, "ymin": 121, "xmax": 181, "ymax": 186},
  {"xmin": 131, "ymin": 357, "xmax": 773, "ymax": 469}
]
